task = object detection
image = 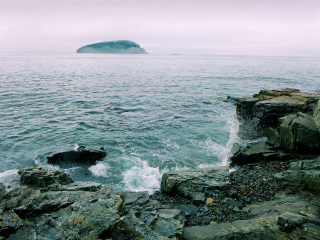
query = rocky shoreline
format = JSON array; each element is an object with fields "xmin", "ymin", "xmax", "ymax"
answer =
[{"xmin": 1, "ymin": 88, "xmax": 320, "ymax": 239}]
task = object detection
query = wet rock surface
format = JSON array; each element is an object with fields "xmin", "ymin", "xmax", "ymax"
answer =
[{"xmin": 47, "ymin": 146, "xmax": 106, "ymax": 165}]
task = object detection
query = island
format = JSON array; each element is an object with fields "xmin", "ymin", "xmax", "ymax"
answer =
[{"xmin": 76, "ymin": 40, "xmax": 148, "ymax": 54}]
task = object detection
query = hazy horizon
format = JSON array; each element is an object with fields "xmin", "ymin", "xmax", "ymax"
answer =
[{"xmin": 1, "ymin": 0, "xmax": 320, "ymax": 57}]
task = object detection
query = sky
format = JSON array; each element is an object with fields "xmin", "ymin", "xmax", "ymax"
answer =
[{"xmin": 1, "ymin": 0, "xmax": 320, "ymax": 56}]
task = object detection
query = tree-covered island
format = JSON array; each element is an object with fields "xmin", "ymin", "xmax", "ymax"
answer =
[{"xmin": 76, "ymin": 40, "xmax": 148, "ymax": 54}]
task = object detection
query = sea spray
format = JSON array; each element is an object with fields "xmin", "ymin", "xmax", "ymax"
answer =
[
  {"xmin": 223, "ymin": 113, "xmax": 241, "ymax": 165},
  {"xmin": 122, "ymin": 160, "xmax": 161, "ymax": 194},
  {"xmin": 89, "ymin": 162, "xmax": 110, "ymax": 177},
  {"xmin": 0, "ymin": 169, "xmax": 20, "ymax": 192}
]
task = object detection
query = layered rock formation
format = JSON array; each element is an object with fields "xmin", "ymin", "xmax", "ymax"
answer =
[
  {"xmin": 236, "ymin": 88, "xmax": 320, "ymax": 139},
  {"xmin": 161, "ymin": 167, "xmax": 229, "ymax": 202},
  {"xmin": 231, "ymin": 88, "xmax": 320, "ymax": 166},
  {"xmin": 0, "ymin": 167, "xmax": 122, "ymax": 239}
]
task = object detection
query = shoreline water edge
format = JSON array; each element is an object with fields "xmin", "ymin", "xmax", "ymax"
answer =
[{"xmin": 1, "ymin": 88, "xmax": 320, "ymax": 239}]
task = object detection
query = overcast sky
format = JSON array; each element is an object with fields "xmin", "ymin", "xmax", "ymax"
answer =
[{"xmin": 1, "ymin": 0, "xmax": 320, "ymax": 56}]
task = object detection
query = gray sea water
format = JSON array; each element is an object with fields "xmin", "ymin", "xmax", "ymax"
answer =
[{"xmin": 1, "ymin": 53, "xmax": 320, "ymax": 193}]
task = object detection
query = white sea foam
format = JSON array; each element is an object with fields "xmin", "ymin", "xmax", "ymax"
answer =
[
  {"xmin": 89, "ymin": 162, "xmax": 110, "ymax": 177},
  {"xmin": 122, "ymin": 160, "xmax": 161, "ymax": 194},
  {"xmin": 74, "ymin": 144, "xmax": 79, "ymax": 151},
  {"xmin": 222, "ymin": 114, "xmax": 240, "ymax": 165},
  {"xmin": 0, "ymin": 169, "xmax": 20, "ymax": 192},
  {"xmin": 197, "ymin": 114, "xmax": 240, "ymax": 168}
]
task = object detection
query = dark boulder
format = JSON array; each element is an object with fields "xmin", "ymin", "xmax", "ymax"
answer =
[{"xmin": 47, "ymin": 146, "xmax": 106, "ymax": 165}]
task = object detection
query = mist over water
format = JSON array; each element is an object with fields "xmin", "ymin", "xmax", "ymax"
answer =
[{"xmin": 1, "ymin": 53, "xmax": 320, "ymax": 193}]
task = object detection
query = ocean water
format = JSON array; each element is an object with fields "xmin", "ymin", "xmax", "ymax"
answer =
[{"xmin": 1, "ymin": 53, "xmax": 320, "ymax": 193}]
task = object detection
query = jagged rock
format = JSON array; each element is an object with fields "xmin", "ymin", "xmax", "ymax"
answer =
[
  {"xmin": 249, "ymin": 195, "xmax": 313, "ymax": 218},
  {"xmin": 0, "ymin": 183, "xmax": 5, "ymax": 200},
  {"xmin": 230, "ymin": 141, "xmax": 292, "ymax": 166},
  {"xmin": 290, "ymin": 159, "xmax": 320, "ymax": 170},
  {"xmin": 0, "ymin": 210, "xmax": 23, "ymax": 237},
  {"xmin": 236, "ymin": 88, "xmax": 320, "ymax": 139},
  {"xmin": 1, "ymin": 186, "xmax": 42, "ymax": 211},
  {"xmin": 191, "ymin": 193, "xmax": 205, "ymax": 205},
  {"xmin": 158, "ymin": 209, "xmax": 182, "ymax": 219},
  {"xmin": 298, "ymin": 223, "xmax": 320, "ymax": 239},
  {"xmin": 182, "ymin": 222, "xmax": 241, "ymax": 240},
  {"xmin": 0, "ymin": 184, "xmax": 122, "ymax": 215},
  {"xmin": 1, "ymin": 184, "xmax": 123, "ymax": 239},
  {"xmin": 111, "ymin": 207, "xmax": 171, "ymax": 240},
  {"xmin": 33, "ymin": 194, "xmax": 123, "ymax": 239},
  {"xmin": 57, "ymin": 181, "xmax": 102, "ymax": 192},
  {"xmin": 161, "ymin": 167, "xmax": 229, "ymax": 198},
  {"xmin": 19, "ymin": 166, "xmax": 74, "ymax": 187},
  {"xmin": 225, "ymin": 96, "xmax": 239, "ymax": 104},
  {"xmin": 277, "ymin": 212, "xmax": 307, "ymax": 228},
  {"xmin": 183, "ymin": 193, "xmax": 320, "ymax": 240},
  {"xmin": 232, "ymin": 216, "xmax": 278, "ymax": 235},
  {"xmin": 274, "ymin": 170, "xmax": 320, "ymax": 193},
  {"xmin": 154, "ymin": 209, "xmax": 184, "ymax": 238},
  {"xmin": 275, "ymin": 160, "xmax": 320, "ymax": 193},
  {"xmin": 279, "ymin": 113, "xmax": 320, "ymax": 154},
  {"xmin": 122, "ymin": 191, "xmax": 149, "ymax": 206},
  {"xmin": 266, "ymin": 127, "xmax": 280, "ymax": 147},
  {"xmin": 313, "ymin": 100, "xmax": 320, "ymax": 130},
  {"xmin": 47, "ymin": 146, "xmax": 106, "ymax": 165},
  {"xmin": 5, "ymin": 227, "xmax": 36, "ymax": 240}
]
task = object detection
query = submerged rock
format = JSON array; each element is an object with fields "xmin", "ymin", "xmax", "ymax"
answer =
[
  {"xmin": 161, "ymin": 166, "xmax": 229, "ymax": 197},
  {"xmin": 47, "ymin": 146, "xmax": 106, "ymax": 165}
]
